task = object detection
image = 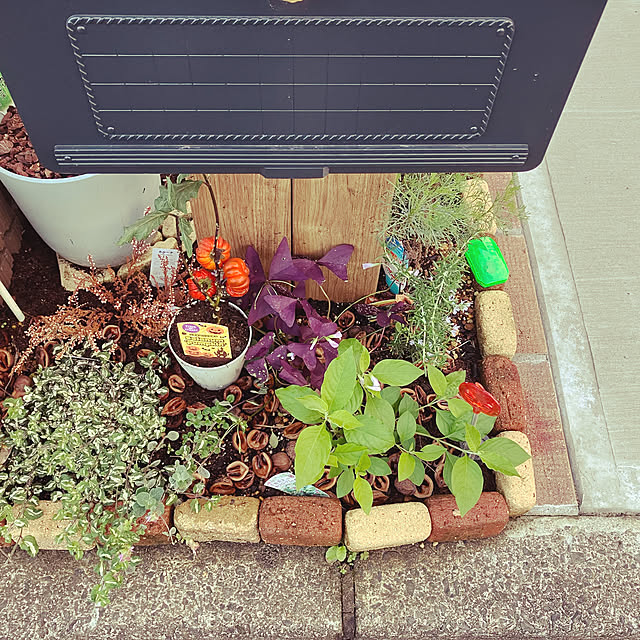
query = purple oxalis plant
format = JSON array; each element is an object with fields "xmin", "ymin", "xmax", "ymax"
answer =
[{"xmin": 242, "ymin": 238, "xmax": 354, "ymax": 389}]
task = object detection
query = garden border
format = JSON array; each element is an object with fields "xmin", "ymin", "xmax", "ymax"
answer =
[{"xmin": 6, "ymin": 174, "xmax": 552, "ymax": 554}]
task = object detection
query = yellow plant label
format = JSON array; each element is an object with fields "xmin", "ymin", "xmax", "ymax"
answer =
[{"xmin": 177, "ymin": 322, "xmax": 232, "ymax": 359}]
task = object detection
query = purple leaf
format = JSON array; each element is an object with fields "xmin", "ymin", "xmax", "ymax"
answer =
[
  {"xmin": 390, "ymin": 312, "xmax": 406, "ymax": 325},
  {"xmin": 287, "ymin": 258, "xmax": 325, "ymax": 284},
  {"xmin": 376, "ymin": 310, "xmax": 392, "ymax": 327},
  {"xmin": 268, "ymin": 237, "xmax": 295, "ymax": 281},
  {"xmin": 292, "ymin": 281, "xmax": 307, "ymax": 297},
  {"xmin": 308, "ymin": 363, "xmax": 328, "ymax": 390},
  {"xmin": 318, "ymin": 244, "xmax": 354, "ymax": 282},
  {"xmin": 280, "ymin": 361, "xmax": 309, "ymax": 386},
  {"xmin": 248, "ymin": 287, "xmax": 274, "ymax": 325},
  {"xmin": 264, "ymin": 295, "xmax": 298, "ymax": 328},
  {"xmin": 245, "ymin": 332, "xmax": 275, "ymax": 360},
  {"xmin": 245, "ymin": 245, "xmax": 266, "ymax": 285},
  {"xmin": 300, "ymin": 300, "xmax": 338, "ymax": 338},
  {"xmin": 266, "ymin": 344, "xmax": 289, "ymax": 369},
  {"xmin": 287, "ymin": 342, "xmax": 317, "ymax": 370},
  {"xmin": 245, "ymin": 358, "xmax": 268, "ymax": 383}
]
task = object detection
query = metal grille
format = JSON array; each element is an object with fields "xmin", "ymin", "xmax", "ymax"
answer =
[{"xmin": 67, "ymin": 16, "xmax": 513, "ymax": 142}]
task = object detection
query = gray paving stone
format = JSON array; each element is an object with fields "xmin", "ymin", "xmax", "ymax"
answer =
[
  {"xmin": 354, "ymin": 516, "xmax": 640, "ymax": 640},
  {"xmin": 0, "ymin": 542, "xmax": 343, "ymax": 640}
]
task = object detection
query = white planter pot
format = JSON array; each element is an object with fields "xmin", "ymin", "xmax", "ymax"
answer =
[
  {"xmin": 168, "ymin": 303, "xmax": 252, "ymax": 391},
  {"xmin": 0, "ymin": 167, "xmax": 159, "ymax": 267}
]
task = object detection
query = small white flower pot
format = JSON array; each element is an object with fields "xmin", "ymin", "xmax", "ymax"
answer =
[
  {"xmin": 167, "ymin": 303, "xmax": 252, "ymax": 391},
  {"xmin": 0, "ymin": 167, "xmax": 159, "ymax": 267}
]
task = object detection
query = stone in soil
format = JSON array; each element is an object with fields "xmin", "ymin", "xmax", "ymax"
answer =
[
  {"xmin": 259, "ymin": 496, "xmax": 342, "ymax": 547},
  {"xmin": 495, "ymin": 431, "xmax": 537, "ymax": 517},
  {"xmin": 426, "ymin": 493, "xmax": 509, "ymax": 542},
  {"xmin": 174, "ymin": 496, "xmax": 260, "ymax": 543},
  {"xmin": 480, "ymin": 355, "xmax": 527, "ymax": 433},
  {"xmin": 475, "ymin": 290, "xmax": 517, "ymax": 358},
  {"xmin": 344, "ymin": 502, "xmax": 432, "ymax": 552}
]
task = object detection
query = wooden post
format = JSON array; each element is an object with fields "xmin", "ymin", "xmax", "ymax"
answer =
[
  {"xmin": 189, "ymin": 174, "xmax": 291, "ymax": 269},
  {"xmin": 189, "ymin": 172, "xmax": 397, "ymax": 303},
  {"xmin": 292, "ymin": 174, "xmax": 397, "ymax": 302}
]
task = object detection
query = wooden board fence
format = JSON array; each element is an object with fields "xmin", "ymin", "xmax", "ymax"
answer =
[{"xmin": 190, "ymin": 173, "xmax": 397, "ymax": 302}]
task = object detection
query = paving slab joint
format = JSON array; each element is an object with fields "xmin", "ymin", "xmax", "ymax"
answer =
[{"xmin": 341, "ymin": 569, "xmax": 356, "ymax": 640}]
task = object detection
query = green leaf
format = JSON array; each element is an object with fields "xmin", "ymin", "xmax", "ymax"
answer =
[
  {"xmin": 435, "ymin": 409, "xmax": 466, "ymax": 441},
  {"xmin": 396, "ymin": 411, "xmax": 417, "ymax": 442},
  {"xmin": 371, "ymin": 360, "xmax": 423, "ymax": 386},
  {"xmin": 19, "ymin": 535, "xmax": 39, "ymax": 557},
  {"xmin": 353, "ymin": 477, "xmax": 373, "ymax": 514},
  {"xmin": 380, "ymin": 386, "xmax": 401, "ymax": 411},
  {"xmin": 478, "ymin": 438, "xmax": 530, "ymax": 467},
  {"xmin": 409, "ymin": 457, "xmax": 426, "ymax": 486},
  {"xmin": 294, "ymin": 425, "xmax": 332, "ymax": 488},
  {"xmin": 443, "ymin": 452, "xmax": 457, "ymax": 488},
  {"xmin": 475, "ymin": 413, "xmax": 497, "ymax": 437},
  {"xmin": 465, "ymin": 424, "xmax": 482, "ymax": 452},
  {"xmin": 328, "ymin": 410, "xmax": 360, "ymax": 431},
  {"xmin": 321, "ymin": 348, "xmax": 358, "ymax": 412},
  {"xmin": 344, "ymin": 382, "xmax": 364, "ymax": 415},
  {"xmin": 345, "ymin": 416, "xmax": 396, "ymax": 455},
  {"xmin": 367, "ymin": 457, "xmax": 392, "ymax": 476},
  {"xmin": 336, "ymin": 468, "xmax": 356, "ymax": 498},
  {"xmin": 398, "ymin": 452, "xmax": 416, "ymax": 482},
  {"xmin": 449, "ymin": 456, "xmax": 484, "ymax": 516},
  {"xmin": 427, "ymin": 364, "xmax": 447, "ymax": 396},
  {"xmin": 365, "ymin": 396, "xmax": 395, "ymax": 429},
  {"xmin": 448, "ymin": 398, "xmax": 472, "ymax": 419},
  {"xmin": 276, "ymin": 386, "xmax": 324, "ymax": 424},
  {"xmin": 118, "ymin": 211, "xmax": 168, "ymax": 245},
  {"xmin": 334, "ymin": 443, "xmax": 368, "ymax": 466},
  {"xmin": 415, "ymin": 444, "xmax": 446, "ymax": 462},
  {"xmin": 177, "ymin": 217, "xmax": 195, "ymax": 258},
  {"xmin": 325, "ymin": 544, "xmax": 347, "ymax": 564},
  {"xmin": 169, "ymin": 177, "xmax": 203, "ymax": 213},
  {"xmin": 299, "ymin": 393, "xmax": 329, "ymax": 414},
  {"xmin": 355, "ymin": 452, "xmax": 371, "ymax": 474},
  {"xmin": 398, "ymin": 394, "xmax": 420, "ymax": 419},
  {"xmin": 478, "ymin": 451, "xmax": 520, "ymax": 477},
  {"xmin": 338, "ymin": 338, "xmax": 370, "ymax": 373},
  {"xmin": 166, "ymin": 431, "xmax": 180, "ymax": 441},
  {"xmin": 444, "ymin": 370, "xmax": 466, "ymax": 396}
]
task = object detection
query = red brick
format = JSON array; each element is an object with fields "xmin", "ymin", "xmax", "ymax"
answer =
[
  {"xmin": 136, "ymin": 503, "xmax": 174, "ymax": 546},
  {"xmin": 480, "ymin": 355, "xmax": 526, "ymax": 433},
  {"xmin": 3, "ymin": 221, "xmax": 22, "ymax": 255},
  {"xmin": 259, "ymin": 496, "xmax": 343, "ymax": 546},
  {"xmin": 516, "ymin": 361, "xmax": 577, "ymax": 512},
  {"xmin": 0, "ymin": 253, "xmax": 13, "ymax": 287},
  {"xmin": 497, "ymin": 234, "xmax": 548, "ymax": 355},
  {"xmin": 426, "ymin": 493, "xmax": 509, "ymax": 542}
]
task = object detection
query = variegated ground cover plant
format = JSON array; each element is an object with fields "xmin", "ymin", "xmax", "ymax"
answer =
[{"xmin": 0, "ymin": 343, "xmax": 245, "ymax": 606}]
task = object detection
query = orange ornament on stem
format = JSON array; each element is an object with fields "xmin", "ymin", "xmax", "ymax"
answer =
[{"xmin": 195, "ymin": 236, "xmax": 231, "ymax": 270}]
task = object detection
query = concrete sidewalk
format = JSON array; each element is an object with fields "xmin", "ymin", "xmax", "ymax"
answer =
[
  {"xmin": 517, "ymin": 0, "xmax": 640, "ymax": 514},
  {"xmin": 0, "ymin": 516, "xmax": 638, "ymax": 640}
]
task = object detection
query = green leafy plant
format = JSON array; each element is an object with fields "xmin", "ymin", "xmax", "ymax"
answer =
[
  {"xmin": 325, "ymin": 544, "xmax": 369, "ymax": 574},
  {"xmin": 276, "ymin": 342, "xmax": 530, "ymax": 516},
  {"xmin": 118, "ymin": 174, "xmax": 202, "ymax": 257}
]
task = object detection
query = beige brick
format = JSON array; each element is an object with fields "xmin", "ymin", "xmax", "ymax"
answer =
[
  {"xmin": 462, "ymin": 178, "xmax": 498, "ymax": 235},
  {"xmin": 174, "ymin": 496, "xmax": 260, "ymax": 543},
  {"xmin": 344, "ymin": 502, "xmax": 431, "ymax": 552},
  {"xmin": 10, "ymin": 500, "xmax": 94, "ymax": 551},
  {"xmin": 495, "ymin": 431, "xmax": 537, "ymax": 517},
  {"xmin": 475, "ymin": 290, "xmax": 517, "ymax": 358}
]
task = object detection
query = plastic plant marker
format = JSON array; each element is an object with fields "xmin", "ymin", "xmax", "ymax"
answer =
[{"xmin": 465, "ymin": 237, "xmax": 509, "ymax": 288}]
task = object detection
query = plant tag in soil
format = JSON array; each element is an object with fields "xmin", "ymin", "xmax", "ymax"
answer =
[
  {"xmin": 178, "ymin": 322, "xmax": 232, "ymax": 360},
  {"xmin": 265, "ymin": 472, "xmax": 330, "ymax": 498},
  {"xmin": 150, "ymin": 248, "xmax": 180, "ymax": 288}
]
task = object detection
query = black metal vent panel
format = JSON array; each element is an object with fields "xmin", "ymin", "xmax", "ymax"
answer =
[
  {"xmin": 66, "ymin": 15, "xmax": 513, "ymax": 143},
  {"xmin": 0, "ymin": 0, "xmax": 607, "ymax": 175}
]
